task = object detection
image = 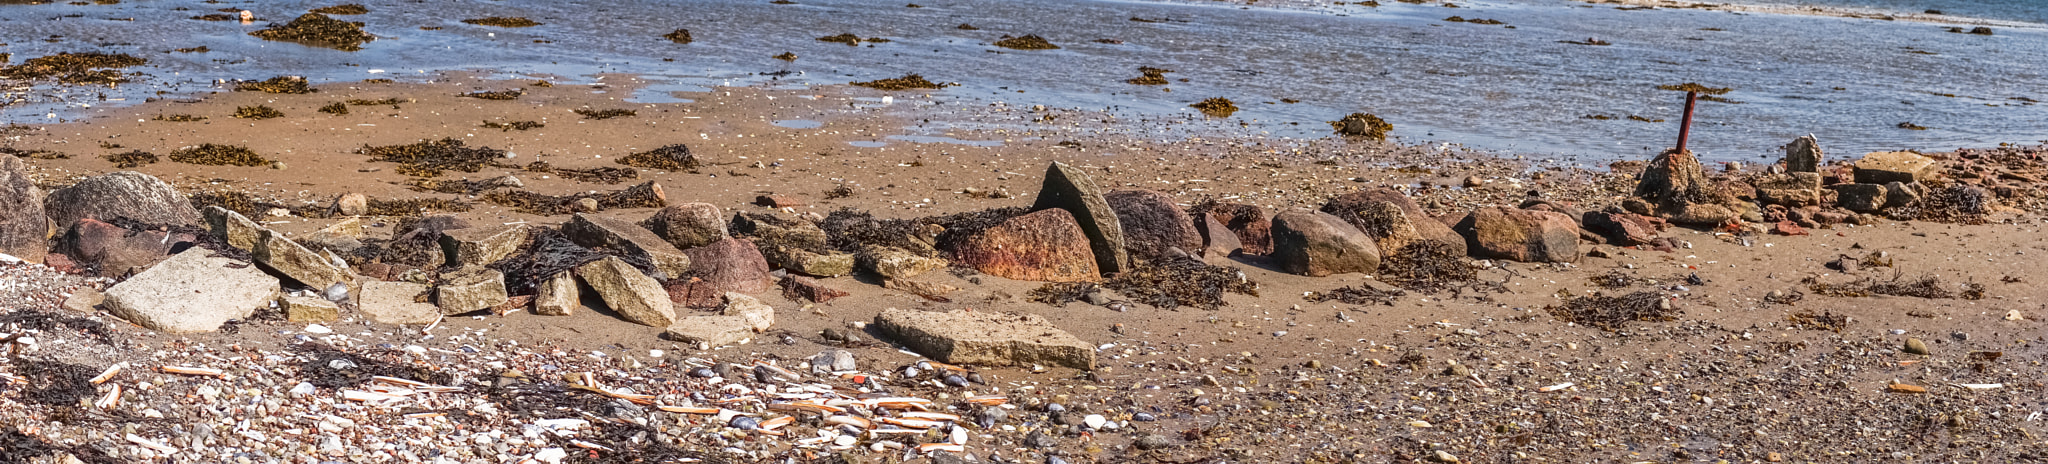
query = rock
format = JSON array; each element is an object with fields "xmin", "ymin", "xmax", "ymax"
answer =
[
  {"xmin": 952, "ymin": 208, "xmax": 1100, "ymax": 282},
  {"xmin": 860, "ymin": 245, "xmax": 946, "ymax": 279},
  {"xmin": 1029, "ymin": 161, "xmax": 1127, "ymax": 274},
  {"xmin": 1432, "ymin": 450, "xmax": 1460, "ymax": 463},
  {"xmin": 532, "ymin": 272, "xmax": 580, "ymax": 316},
  {"xmin": 1135, "ymin": 434, "xmax": 1174, "ymax": 450},
  {"xmin": 719, "ymin": 292, "xmax": 775, "ymax": 332},
  {"xmin": 1352, "ymin": 201, "xmax": 1432, "ymax": 257},
  {"xmin": 299, "ymin": 218, "xmax": 368, "ymax": 256},
  {"xmin": 814, "ymin": 350, "xmax": 857, "ymax": 372},
  {"xmin": 43, "ymin": 171, "xmax": 201, "ymax": 230},
  {"xmin": 754, "ymin": 195, "xmax": 804, "ymax": 208},
  {"xmin": 1632, "ymin": 149, "xmax": 1740, "ymax": 225},
  {"xmin": 360, "ymin": 281, "xmax": 439, "ymax": 325},
  {"xmin": 60, "ymin": 287, "xmax": 103, "ymax": 312},
  {"xmin": 785, "ymin": 250, "xmax": 854, "ymax": 277},
  {"xmin": 684, "ymin": 238, "xmax": 775, "ymax": 294},
  {"xmin": 283, "ymin": 294, "xmax": 340, "ymax": 322},
  {"xmin": 1455, "ymin": 207, "xmax": 1580, "ymax": 263},
  {"xmin": 1321, "ymin": 188, "xmax": 1465, "ymax": 256},
  {"xmin": 1772, "ymin": 221, "xmax": 1809, "ymax": 236},
  {"xmin": 1854, "ymin": 151, "xmax": 1938, "ymax": 184},
  {"xmin": 573, "ymin": 198, "xmax": 602, "ymax": 213},
  {"xmin": 1269, "ymin": 210, "xmax": 1380, "ymax": 277},
  {"xmin": 254, "ymin": 228, "xmax": 354, "ymax": 289},
  {"xmin": 1752, "ymin": 172, "xmax": 1823, "ymax": 207},
  {"xmin": 0, "ymin": 156, "xmax": 48, "ymax": 263},
  {"xmin": 577, "ymin": 256, "xmax": 677, "ymax": 327},
  {"xmin": 1884, "ymin": 181, "xmax": 1921, "ymax": 208},
  {"xmin": 439, "ymin": 224, "xmax": 531, "ymax": 267},
  {"xmin": 435, "ymin": 267, "xmax": 509, "ymax": 315},
  {"xmin": 563, "ymin": 213, "xmax": 692, "ymax": 280},
  {"xmin": 330, "ymin": 193, "xmax": 368, "ymax": 217},
  {"xmin": 883, "ymin": 278, "xmax": 958, "ymax": 300},
  {"xmin": 1194, "ymin": 212, "xmax": 1243, "ymax": 261},
  {"xmin": 1199, "ymin": 202, "xmax": 1273, "ymax": 255},
  {"xmin": 1832, "ymin": 183, "xmax": 1888, "ymax": 212},
  {"xmin": 1784, "ymin": 135, "xmax": 1822, "ymax": 173},
  {"xmin": 51, "ymin": 219, "xmax": 176, "ymax": 277},
  {"xmin": 873, "ymin": 308, "xmax": 1095, "ymax": 370},
  {"xmin": 780, "ymin": 275, "xmax": 848, "ymax": 303},
  {"xmin": 1904, "ymin": 338, "xmax": 1929, "ymax": 355},
  {"xmin": 1581, "ymin": 211, "xmax": 1664, "ymax": 246},
  {"xmin": 102, "ymin": 248, "xmax": 279, "ymax": 333},
  {"xmin": 202, "ymin": 206, "xmax": 264, "ymax": 252},
  {"xmin": 381, "ymin": 215, "xmax": 470, "ymax": 267},
  {"xmin": 641, "ymin": 203, "xmax": 728, "ymax": 250},
  {"xmin": 1103, "ymin": 189, "xmax": 1202, "ymax": 262},
  {"xmin": 665, "ymin": 316, "xmax": 756, "ymax": 347}
]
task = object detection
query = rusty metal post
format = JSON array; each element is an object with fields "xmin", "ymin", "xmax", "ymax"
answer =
[{"xmin": 1675, "ymin": 91, "xmax": 1699, "ymax": 153}]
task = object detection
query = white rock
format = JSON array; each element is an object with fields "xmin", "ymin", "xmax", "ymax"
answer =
[
  {"xmin": 533, "ymin": 448, "xmax": 567, "ymax": 464},
  {"xmin": 1083, "ymin": 414, "xmax": 1107, "ymax": 429},
  {"xmin": 304, "ymin": 324, "xmax": 332, "ymax": 334},
  {"xmin": 289, "ymin": 382, "xmax": 317, "ymax": 396}
]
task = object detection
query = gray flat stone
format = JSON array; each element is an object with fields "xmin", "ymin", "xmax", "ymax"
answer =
[
  {"xmin": 533, "ymin": 272, "xmax": 579, "ymax": 316},
  {"xmin": 360, "ymin": 281, "xmax": 439, "ymax": 325},
  {"xmin": 563, "ymin": 214, "xmax": 692, "ymax": 279},
  {"xmin": 435, "ymin": 267, "xmax": 508, "ymax": 315},
  {"xmin": 203, "ymin": 206, "xmax": 264, "ymax": 252},
  {"xmin": 103, "ymin": 248, "xmax": 279, "ymax": 333},
  {"xmin": 253, "ymin": 228, "xmax": 353, "ymax": 289},
  {"xmin": 439, "ymin": 223, "xmax": 530, "ymax": 267},
  {"xmin": 665, "ymin": 315, "xmax": 756, "ymax": 347},
  {"xmin": 874, "ymin": 308, "xmax": 1094, "ymax": 370}
]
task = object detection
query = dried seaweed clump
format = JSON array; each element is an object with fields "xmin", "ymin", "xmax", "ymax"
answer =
[
  {"xmin": 103, "ymin": 150, "xmax": 158, "ymax": 168},
  {"xmin": 1329, "ymin": 112, "xmax": 1393, "ymax": 140},
  {"xmin": 1104, "ymin": 257, "xmax": 1257, "ymax": 310},
  {"xmin": 482, "ymin": 120, "xmax": 544, "ymax": 131},
  {"xmin": 318, "ymin": 102, "xmax": 349, "ymax": 115},
  {"xmin": 1305, "ymin": 285, "xmax": 1402, "ymax": 306},
  {"xmin": 1544, "ymin": 291, "xmax": 1676, "ymax": 331},
  {"xmin": 1887, "ymin": 184, "xmax": 1992, "ymax": 224},
  {"xmin": 148, "ymin": 114, "xmax": 202, "ymax": 123},
  {"xmin": 1027, "ymin": 282, "xmax": 1101, "ymax": 307},
  {"xmin": 664, "ymin": 29, "xmax": 693, "ymax": 44},
  {"xmin": 574, "ymin": 108, "xmax": 636, "ymax": 120},
  {"xmin": 169, "ymin": 143, "xmax": 269, "ymax": 167},
  {"xmin": 1656, "ymin": 83, "xmax": 1732, "ymax": 95},
  {"xmin": 309, "ymin": 4, "xmax": 369, "ymax": 15},
  {"xmin": 234, "ymin": 75, "xmax": 316, "ymax": 94},
  {"xmin": 250, "ymin": 13, "xmax": 375, "ymax": 51},
  {"xmin": 233, "ymin": 105, "xmax": 285, "ymax": 119},
  {"xmin": 1191, "ymin": 97, "xmax": 1238, "ymax": 117},
  {"xmin": 524, "ymin": 160, "xmax": 637, "ymax": 184},
  {"xmin": 993, "ymin": 34, "xmax": 1060, "ymax": 50},
  {"xmin": 0, "ymin": 147, "xmax": 69, "ymax": 160},
  {"xmin": 462, "ymin": 89, "xmax": 523, "ymax": 100},
  {"xmin": 1788, "ymin": 310, "xmax": 1849, "ymax": 332},
  {"xmin": 463, "ymin": 17, "xmax": 542, "ymax": 27},
  {"xmin": 489, "ymin": 227, "xmax": 607, "ymax": 294},
  {"xmin": 852, "ymin": 74, "xmax": 947, "ymax": 91},
  {"xmin": 479, "ymin": 181, "xmax": 666, "ymax": 215},
  {"xmin": 365, "ymin": 198, "xmax": 473, "ymax": 216},
  {"xmin": 1808, "ymin": 272, "xmax": 1985, "ymax": 300},
  {"xmin": 1377, "ymin": 241, "xmax": 1476, "ymax": 292},
  {"xmin": 616, "ymin": 144, "xmax": 700, "ymax": 171},
  {"xmin": 360, "ymin": 138, "xmax": 507, "ymax": 178},
  {"xmin": 1126, "ymin": 67, "xmax": 1171, "ymax": 85},
  {"xmin": 0, "ymin": 52, "xmax": 146, "ymax": 85},
  {"xmin": 772, "ymin": 52, "xmax": 797, "ymax": 61},
  {"xmin": 347, "ymin": 97, "xmax": 404, "ymax": 106},
  {"xmin": 296, "ymin": 344, "xmax": 453, "ymax": 389},
  {"xmin": 817, "ymin": 34, "xmax": 888, "ymax": 46}
]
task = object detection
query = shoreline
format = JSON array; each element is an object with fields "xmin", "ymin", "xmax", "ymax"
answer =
[{"xmin": 1573, "ymin": 0, "xmax": 2045, "ymax": 27}]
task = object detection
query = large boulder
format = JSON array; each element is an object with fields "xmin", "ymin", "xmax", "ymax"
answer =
[
  {"xmin": 1320, "ymin": 188, "xmax": 1465, "ymax": 256},
  {"xmin": 1196, "ymin": 212, "xmax": 1243, "ymax": 261},
  {"xmin": 1854, "ymin": 151, "xmax": 1939, "ymax": 184},
  {"xmin": 0, "ymin": 156, "xmax": 48, "ymax": 263},
  {"xmin": 578, "ymin": 256, "xmax": 677, "ymax": 327},
  {"xmin": 439, "ymin": 224, "xmax": 530, "ymax": 267},
  {"xmin": 360, "ymin": 281, "xmax": 439, "ymax": 325},
  {"xmin": 102, "ymin": 248, "xmax": 279, "ymax": 333},
  {"xmin": 44, "ymin": 171, "xmax": 201, "ymax": 229},
  {"xmin": 1029, "ymin": 161, "xmax": 1126, "ymax": 274},
  {"xmin": 51, "ymin": 219, "xmax": 179, "ymax": 277},
  {"xmin": 641, "ymin": 203, "xmax": 728, "ymax": 250},
  {"xmin": 1784, "ymin": 135, "xmax": 1822, "ymax": 173},
  {"xmin": 1455, "ymin": 207, "xmax": 1580, "ymax": 263},
  {"xmin": 683, "ymin": 238, "xmax": 774, "ymax": 294},
  {"xmin": 952, "ymin": 208, "xmax": 1100, "ymax": 282},
  {"xmin": 1269, "ymin": 210, "xmax": 1380, "ymax": 277},
  {"xmin": 1104, "ymin": 189, "xmax": 1202, "ymax": 262},
  {"xmin": 1197, "ymin": 202, "xmax": 1272, "ymax": 255},
  {"xmin": 563, "ymin": 213, "xmax": 692, "ymax": 279},
  {"xmin": 874, "ymin": 308, "xmax": 1095, "ymax": 370}
]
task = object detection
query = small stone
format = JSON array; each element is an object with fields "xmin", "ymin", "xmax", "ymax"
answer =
[
  {"xmin": 331, "ymin": 193, "xmax": 369, "ymax": 217},
  {"xmin": 282, "ymin": 294, "xmax": 340, "ymax": 322},
  {"xmin": 1903, "ymin": 338, "xmax": 1930, "ymax": 355},
  {"xmin": 779, "ymin": 275, "xmax": 849, "ymax": 303},
  {"xmin": 532, "ymin": 272, "xmax": 580, "ymax": 316},
  {"xmin": 2006, "ymin": 309, "xmax": 2026, "ymax": 321},
  {"xmin": 1082, "ymin": 414, "xmax": 1106, "ymax": 429},
  {"xmin": 1134, "ymin": 434, "xmax": 1173, "ymax": 451},
  {"xmin": 434, "ymin": 267, "xmax": 509, "ymax": 315},
  {"xmin": 60, "ymin": 287, "xmax": 104, "ymax": 313},
  {"xmin": 1432, "ymin": 450, "xmax": 1460, "ymax": 463},
  {"xmin": 754, "ymin": 194, "xmax": 805, "ymax": 208},
  {"xmin": 1461, "ymin": 176, "xmax": 1482, "ymax": 188},
  {"xmin": 573, "ymin": 198, "xmax": 602, "ymax": 213}
]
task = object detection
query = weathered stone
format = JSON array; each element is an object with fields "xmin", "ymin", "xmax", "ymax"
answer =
[
  {"xmin": 1029, "ymin": 161, "xmax": 1126, "ymax": 274},
  {"xmin": 1784, "ymin": 135, "xmax": 1822, "ymax": 173},
  {"xmin": 380, "ymin": 215, "xmax": 469, "ymax": 267},
  {"xmin": 1321, "ymin": 188, "xmax": 1466, "ymax": 256},
  {"xmin": 952, "ymin": 209, "xmax": 1100, "ymax": 282},
  {"xmin": 330, "ymin": 192, "xmax": 368, "ymax": 217},
  {"xmin": 861, "ymin": 244, "xmax": 947, "ymax": 280},
  {"xmin": 577, "ymin": 256, "xmax": 677, "ymax": 327},
  {"xmin": 435, "ymin": 267, "xmax": 508, "ymax": 315},
  {"xmin": 1832, "ymin": 183, "xmax": 1889, "ymax": 212},
  {"xmin": 1104, "ymin": 189, "xmax": 1202, "ymax": 262},
  {"xmin": 1198, "ymin": 202, "xmax": 1272, "ymax": 255},
  {"xmin": 884, "ymin": 278, "xmax": 958, "ymax": 300},
  {"xmin": 532, "ymin": 272, "xmax": 580, "ymax": 316},
  {"xmin": 203, "ymin": 206, "xmax": 264, "ymax": 252},
  {"xmin": 684, "ymin": 238, "xmax": 774, "ymax": 294},
  {"xmin": 784, "ymin": 250, "xmax": 854, "ymax": 277},
  {"xmin": 1854, "ymin": 151, "xmax": 1938, "ymax": 184},
  {"xmin": 1884, "ymin": 181, "xmax": 1922, "ymax": 208},
  {"xmin": 1350, "ymin": 201, "xmax": 1428, "ymax": 257},
  {"xmin": 814, "ymin": 350, "xmax": 858, "ymax": 372},
  {"xmin": 439, "ymin": 224, "xmax": 530, "ymax": 267},
  {"xmin": 360, "ymin": 281, "xmax": 439, "ymax": 325},
  {"xmin": 102, "ymin": 248, "xmax": 279, "ymax": 333},
  {"xmin": 754, "ymin": 195, "xmax": 805, "ymax": 208},
  {"xmin": 1269, "ymin": 210, "xmax": 1380, "ymax": 277},
  {"xmin": 664, "ymin": 278, "xmax": 727, "ymax": 309},
  {"xmin": 282, "ymin": 294, "xmax": 340, "ymax": 323},
  {"xmin": 1196, "ymin": 212, "xmax": 1243, "ymax": 261},
  {"xmin": 0, "ymin": 156, "xmax": 48, "ymax": 263},
  {"xmin": 52, "ymin": 219, "xmax": 176, "ymax": 277},
  {"xmin": 1581, "ymin": 211, "xmax": 1664, "ymax": 246},
  {"xmin": 60, "ymin": 287, "xmax": 103, "ymax": 313},
  {"xmin": 641, "ymin": 203, "xmax": 728, "ymax": 250},
  {"xmin": 300, "ymin": 218, "xmax": 368, "ymax": 256},
  {"xmin": 665, "ymin": 316, "xmax": 756, "ymax": 347},
  {"xmin": 1455, "ymin": 207, "xmax": 1580, "ymax": 263},
  {"xmin": 43, "ymin": 171, "xmax": 201, "ymax": 230},
  {"xmin": 1752, "ymin": 172, "xmax": 1823, "ymax": 207},
  {"xmin": 875, "ymin": 308, "xmax": 1094, "ymax": 370},
  {"xmin": 719, "ymin": 292, "xmax": 775, "ymax": 332},
  {"xmin": 780, "ymin": 275, "xmax": 849, "ymax": 303},
  {"xmin": 1632, "ymin": 149, "xmax": 1741, "ymax": 225},
  {"xmin": 563, "ymin": 213, "xmax": 691, "ymax": 279},
  {"xmin": 254, "ymin": 228, "xmax": 353, "ymax": 289}
]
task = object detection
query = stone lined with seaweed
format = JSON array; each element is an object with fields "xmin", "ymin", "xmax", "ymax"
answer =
[
  {"xmin": 664, "ymin": 29, "xmax": 693, "ymax": 44},
  {"xmin": 250, "ymin": 13, "xmax": 375, "ymax": 52},
  {"xmin": 0, "ymin": 52, "xmax": 146, "ymax": 85},
  {"xmin": 616, "ymin": 144, "xmax": 700, "ymax": 171},
  {"xmin": 993, "ymin": 35, "xmax": 1059, "ymax": 50},
  {"xmin": 309, "ymin": 4, "xmax": 368, "ymax": 15},
  {"xmin": 234, "ymin": 76, "xmax": 316, "ymax": 94},
  {"xmin": 1191, "ymin": 98, "xmax": 1238, "ymax": 117}
]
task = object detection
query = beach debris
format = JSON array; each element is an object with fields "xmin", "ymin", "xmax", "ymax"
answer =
[
  {"xmin": 463, "ymin": 17, "xmax": 542, "ymax": 27},
  {"xmin": 169, "ymin": 143, "xmax": 269, "ymax": 167},
  {"xmin": 1545, "ymin": 291, "xmax": 1675, "ymax": 331},
  {"xmin": 664, "ymin": 29, "xmax": 693, "ymax": 44},
  {"xmin": 574, "ymin": 108, "xmax": 636, "ymax": 120},
  {"xmin": 993, "ymin": 34, "xmax": 1060, "ymax": 50},
  {"xmin": 1331, "ymin": 112, "xmax": 1394, "ymax": 140},
  {"xmin": 1191, "ymin": 97, "xmax": 1238, "ymax": 117},
  {"xmin": 359, "ymin": 138, "xmax": 506, "ymax": 177},
  {"xmin": 851, "ymin": 74, "xmax": 948, "ymax": 91},
  {"xmin": 1126, "ymin": 66, "xmax": 1171, "ymax": 85},
  {"xmin": 232, "ymin": 105, "xmax": 285, "ymax": 119},
  {"xmin": 250, "ymin": 13, "xmax": 375, "ymax": 51},
  {"xmin": 0, "ymin": 52, "xmax": 146, "ymax": 85},
  {"xmin": 234, "ymin": 76, "xmax": 316, "ymax": 94}
]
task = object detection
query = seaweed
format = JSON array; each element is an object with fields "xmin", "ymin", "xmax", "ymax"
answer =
[
  {"xmin": 1103, "ymin": 257, "xmax": 1258, "ymax": 310},
  {"xmin": 250, "ymin": 13, "xmax": 374, "ymax": 51},
  {"xmin": 1808, "ymin": 271, "xmax": 1985, "ymax": 300},
  {"xmin": 1787, "ymin": 310, "xmax": 1849, "ymax": 332},
  {"xmin": 478, "ymin": 181, "xmax": 666, "ymax": 215},
  {"xmin": 234, "ymin": 75, "xmax": 316, "ymax": 94},
  {"xmin": 1656, "ymin": 83, "xmax": 1732, "ymax": 95},
  {"xmin": 9, "ymin": 358, "xmax": 100, "ymax": 408},
  {"xmin": 1328, "ymin": 112, "xmax": 1393, "ymax": 140},
  {"xmin": 820, "ymin": 209, "xmax": 932, "ymax": 255},
  {"xmin": 296, "ymin": 344, "xmax": 452, "ymax": 389},
  {"xmin": 615, "ymin": 144, "xmax": 700, "ymax": 171},
  {"xmin": 1191, "ymin": 97, "xmax": 1238, "ymax": 117},
  {"xmin": 193, "ymin": 13, "xmax": 235, "ymax": 21},
  {"xmin": 851, "ymin": 74, "xmax": 947, "ymax": 91},
  {"xmin": 993, "ymin": 34, "xmax": 1059, "ymax": 50},
  {"xmin": 574, "ymin": 108, "xmax": 636, "ymax": 120},
  {"xmin": 482, "ymin": 120, "xmax": 544, "ymax": 131},
  {"xmin": 0, "ymin": 308, "xmax": 115, "ymax": 345},
  {"xmin": 824, "ymin": 184, "xmax": 854, "ymax": 199},
  {"xmin": 1888, "ymin": 184, "xmax": 1992, "ymax": 224},
  {"xmin": 308, "ymin": 4, "xmax": 368, "ymax": 15},
  {"xmin": 365, "ymin": 198, "xmax": 473, "ymax": 216},
  {"xmin": 363, "ymin": 78, "xmax": 394, "ymax": 84},
  {"xmin": 1027, "ymin": 282, "xmax": 1100, "ymax": 307},
  {"xmin": 1377, "ymin": 242, "xmax": 1476, "ymax": 292},
  {"xmin": 0, "ymin": 147, "xmax": 68, "ymax": 160},
  {"xmin": 102, "ymin": 150, "xmax": 157, "ymax": 168},
  {"xmin": 0, "ymin": 52, "xmax": 146, "ymax": 85},
  {"xmin": 233, "ymin": 105, "xmax": 284, "ymax": 119},
  {"xmin": 772, "ymin": 52, "xmax": 797, "ymax": 61},
  {"xmin": 461, "ymin": 89, "xmax": 523, "ymax": 100},
  {"xmin": 1126, "ymin": 66, "xmax": 1171, "ymax": 85},
  {"xmin": 168, "ymin": 143, "xmax": 268, "ymax": 166},
  {"xmin": 1444, "ymin": 16, "xmax": 1505, "ymax": 24},
  {"xmin": 347, "ymin": 97, "xmax": 403, "ymax": 106},
  {"xmin": 463, "ymin": 17, "xmax": 542, "ymax": 27},
  {"xmin": 318, "ymin": 102, "xmax": 349, "ymax": 115},
  {"xmin": 663, "ymin": 29, "xmax": 693, "ymax": 44},
  {"xmin": 817, "ymin": 34, "xmax": 887, "ymax": 46},
  {"xmin": 1544, "ymin": 291, "xmax": 1676, "ymax": 331},
  {"xmin": 1588, "ymin": 270, "xmax": 1636, "ymax": 289},
  {"xmin": 172, "ymin": 46, "xmax": 209, "ymax": 53},
  {"xmin": 1305, "ymin": 285, "xmax": 1402, "ymax": 305},
  {"xmin": 956, "ymin": 23, "xmax": 979, "ymax": 30},
  {"xmin": 524, "ymin": 160, "xmax": 637, "ymax": 184},
  {"xmin": 359, "ymin": 138, "xmax": 507, "ymax": 178},
  {"xmin": 487, "ymin": 227, "xmax": 602, "ymax": 294}
]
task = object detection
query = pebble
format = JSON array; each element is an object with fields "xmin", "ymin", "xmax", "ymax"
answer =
[
  {"xmin": 1134, "ymin": 434, "xmax": 1173, "ymax": 450},
  {"xmin": 1903, "ymin": 338, "xmax": 1930, "ymax": 355},
  {"xmin": 1082, "ymin": 414, "xmax": 1106, "ymax": 429}
]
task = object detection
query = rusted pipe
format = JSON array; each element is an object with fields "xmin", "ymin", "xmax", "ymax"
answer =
[{"xmin": 1675, "ymin": 90, "xmax": 1699, "ymax": 153}]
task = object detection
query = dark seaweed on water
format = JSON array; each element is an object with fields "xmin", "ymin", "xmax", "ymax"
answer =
[
  {"xmin": 250, "ymin": 13, "xmax": 375, "ymax": 52},
  {"xmin": 309, "ymin": 4, "xmax": 368, "ymax": 15},
  {"xmin": 851, "ymin": 74, "xmax": 946, "ymax": 91},
  {"xmin": 664, "ymin": 28, "xmax": 693, "ymax": 44},
  {"xmin": 169, "ymin": 143, "xmax": 269, "ymax": 167},
  {"xmin": 1656, "ymin": 83, "xmax": 1733, "ymax": 95},
  {"xmin": 0, "ymin": 52, "xmax": 146, "ymax": 85},
  {"xmin": 993, "ymin": 34, "xmax": 1060, "ymax": 50},
  {"xmin": 234, "ymin": 75, "xmax": 316, "ymax": 94},
  {"xmin": 463, "ymin": 17, "xmax": 542, "ymax": 27},
  {"xmin": 1191, "ymin": 97, "xmax": 1238, "ymax": 117},
  {"xmin": 359, "ymin": 138, "xmax": 507, "ymax": 178},
  {"xmin": 102, "ymin": 150, "xmax": 157, "ymax": 168}
]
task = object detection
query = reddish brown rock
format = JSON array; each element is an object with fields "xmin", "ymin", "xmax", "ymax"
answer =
[
  {"xmin": 1030, "ymin": 161, "xmax": 1126, "ymax": 274},
  {"xmin": 953, "ymin": 208, "xmax": 1100, "ymax": 282},
  {"xmin": 1454, "ymin": 207, "xmax": 1580, "ymax": 263},
  {"xmin": 1581, "ymin": 211, "xmax": 1665, "ymax": 246},
  {"xmin": 1196, "ymin": 213, "xmax": 1243, "ymax": 260},
  {"xmin": 780, "ymin": 275, "xmax": 849, "ymax": 303},
  {"xmin": 1104, "ymin": 189, "xmax": 1201, "ymax": 262},
  {"xmin": 642, "ymin": 203, "xmax": 728, "ymax": 250},
  {"xmin": 1269, "ymin": 210, "xmax": 1380, "ymax": 277},
  {"xmin": 755, "ymin": 194, "xmax": 805, "ymax": 208},
  {"xmin": 682, "ymin": 237, "xmax": 774, "ymax": 295},
  {"xmin": 51, "ymin": 219, "xmax": 181, "ymax": 277},
  {"xmin": 1196, "ymin": 202, "xmax": 1272, "ymax": 255},
  {"xmin": 1320, "ymin": 188, "xmax": 1466, "ymax": 256},
  {"xmin": 1772, "ymin": 221, "xmax": 1809, "ymax": 236}
]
